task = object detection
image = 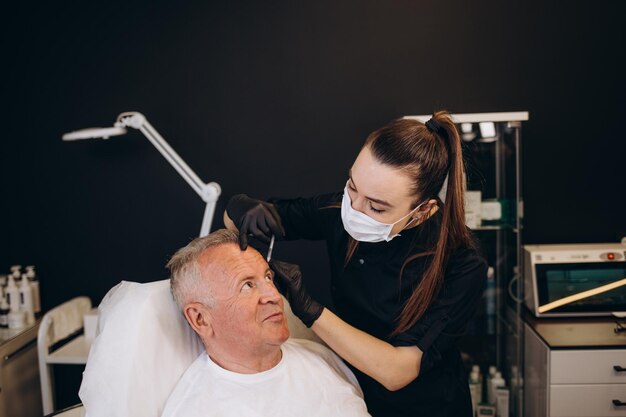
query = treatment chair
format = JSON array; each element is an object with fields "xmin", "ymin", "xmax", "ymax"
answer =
[
  {"xmin": 77, "ymin": 279, "xmax": 322, "ymax": 417},
  {"xmin": 38, "ymin": 296, "xmax": 92, "ymax": 415}
]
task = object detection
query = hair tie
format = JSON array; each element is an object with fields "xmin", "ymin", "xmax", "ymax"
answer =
[
  {"xmin": 425, "ymin": 117, "xmax": 452, "ymax": 169},
  {"xmin": 425, "ymin": 118, "xmax": 446, "ymax": 138}
]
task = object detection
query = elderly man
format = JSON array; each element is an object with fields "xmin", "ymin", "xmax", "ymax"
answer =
[{"xmin": 162, "ymin": 229, "xmax": 370, "ymax": 417}]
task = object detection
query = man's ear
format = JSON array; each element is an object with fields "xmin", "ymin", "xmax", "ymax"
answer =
[{"xmin": 183, "ymin": 302, "xmax": 214, "ymax": 338}]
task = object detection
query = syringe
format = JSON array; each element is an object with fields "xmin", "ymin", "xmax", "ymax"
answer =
[{"xmin": 266, "ymin": 235, "xmax": 275, "ymax": 262}]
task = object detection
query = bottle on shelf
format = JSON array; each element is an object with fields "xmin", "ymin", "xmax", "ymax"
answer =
[
  {"xmin": 6, "ymin": 274, "xmax": 26, "ymax": 329},
  {"xmin": 0, "ymin": 287, "xmax": 9, "ymax": 328},
  {"xmin": 10, "ymin": 265, "xmax": 22, "ymax": 281},
  {"xmin": 489, "ymin": 371, "xmax": 506, "ymax": 405},
  {"xmin": 471, "ymin": 364, "xmax": 483, "ymax": 385},
  {"xmin": 6, "ymin": 275, "xmax": 20, "ymax": 313},
  {"xmin": 495, "ymin": 386, "xmax": 510, "ymax": 417},
  {"xmin": 19, "ymin": 274, "xmax": 35, "ymax": 325},
  {"xmin": 469, "ymin": 368, "xmax": 482, "ymax": 413},
  {"xmin": 25, "ymin": 265, "xmax": 41, "ymax": 315}
]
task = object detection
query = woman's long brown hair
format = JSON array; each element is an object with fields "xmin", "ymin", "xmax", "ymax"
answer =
[{"xmin": 345, "ymin": 111, "xmax": 474, "ymax": 336}]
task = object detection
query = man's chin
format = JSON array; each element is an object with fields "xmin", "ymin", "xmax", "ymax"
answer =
[{"xmin": 270, "ymin": 327, "xmax": 290, "ymax": 345}]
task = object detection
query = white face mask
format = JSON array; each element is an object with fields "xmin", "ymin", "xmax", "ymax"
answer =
[{"xmin": 340, "ymin": 185, "xmax": 426, "ymax": 243}]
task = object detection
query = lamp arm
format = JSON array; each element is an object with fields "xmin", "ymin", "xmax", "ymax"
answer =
[
  {"xmin": 118, "ymin": 112, "xmax": 206, "ymax": 199},
  {"xmin": 117, "ymin": 112, "xmax": 221, "ymax": 236}
]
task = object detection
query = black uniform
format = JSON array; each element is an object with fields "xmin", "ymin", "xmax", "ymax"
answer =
[{"xmin": 270, "ymin": 192, "xmax": 488, "ymax": 417}]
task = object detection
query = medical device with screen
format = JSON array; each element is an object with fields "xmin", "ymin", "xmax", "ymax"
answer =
[{"xmin": 524, "ymin": 243, "xmax": 626, "ymax": 317}]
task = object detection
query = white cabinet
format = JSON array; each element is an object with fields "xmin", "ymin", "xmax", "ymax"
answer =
[{"xmin": 524, "ymin": 320, "xmax": 626, "ymax": 417}]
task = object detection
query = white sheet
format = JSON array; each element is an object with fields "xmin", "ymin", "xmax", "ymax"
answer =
[
  {"xmin": 78, "ymin": 278, "xmax": 323, "ymax": 417},
  {"xmin": 79, "ymin": 280, "xmax": 203, "ymax": 417}
]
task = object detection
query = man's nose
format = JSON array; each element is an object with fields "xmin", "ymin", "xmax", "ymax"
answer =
[{"xmin": 259, "ymin": 281, "xmax": 281, "ymax": 304}]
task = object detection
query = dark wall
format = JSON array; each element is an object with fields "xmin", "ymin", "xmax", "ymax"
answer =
[{"xmin": 2, "ymin": 0, "xmax": 625, "ymax": 339}]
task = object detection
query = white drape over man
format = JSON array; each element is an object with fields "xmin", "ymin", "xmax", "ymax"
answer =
[{"xmin": 162, "ymin": 229, "xmax": 370, "ymax": 417}]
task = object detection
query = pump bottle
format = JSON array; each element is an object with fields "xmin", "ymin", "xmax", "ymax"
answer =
[
  {"xmin": 469, "ymin": 369, "xmax": 482, "ymax": 413},
  {"xmin": 489, "ymin": 371, "xmax": 505, "ymax": 405},
  {"xmin": 20, "ymin": 274, "xmax": 35, "ymax": 325},
  {"xmin": 6, "ymin": 275, "xmax": 25, "ymax": 329},
  {"xmin": 0, "ymin": 288, "xmax": 9, "ymax": 328},
  {"xmin": 6, "ymin": 275, "xmax": 20, "ymax": 312},
  {"xmin": 25, "ymin": 266, "xmax": 40, "ymax": 315},
  {"xmin": 10, "ymin": 265, "xmax": 22, "ymax": 282}
]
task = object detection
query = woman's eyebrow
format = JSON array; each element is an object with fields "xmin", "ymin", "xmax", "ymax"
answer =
[{"xmin": 348, "ymin": 171, "xmax": 392, "ymax": 207}]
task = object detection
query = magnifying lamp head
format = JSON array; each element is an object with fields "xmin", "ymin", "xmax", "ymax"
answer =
[{"xmin": 62, "ymin": 126, "xmax": 127, "ymax": 141}]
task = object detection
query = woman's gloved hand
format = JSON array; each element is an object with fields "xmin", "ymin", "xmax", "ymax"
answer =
[
  {"xmin": 226, "ymin": 194, "xmax": 285, "ymax": 250},
  {"xmin": 269, "ymin": 260, "xmax": 323, "ymax": 328}
]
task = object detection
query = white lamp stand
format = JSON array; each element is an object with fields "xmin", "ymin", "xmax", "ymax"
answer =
[{"xmin": 62, "ymin": 111, "xmax": 221, "ymax": 237}]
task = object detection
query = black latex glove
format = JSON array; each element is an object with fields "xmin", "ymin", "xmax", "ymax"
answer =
[
  {"xmin": 226, "ymin": 194, "xmax": 285, "ymax": 250},
  {"xmin": 270, "ymin": 260, "xmax": 324, "ymax": 328}
]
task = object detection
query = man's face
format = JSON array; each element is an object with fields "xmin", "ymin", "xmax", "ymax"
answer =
[{"xmin": 199, "ymin": 243, "xmax": 289, "ymax": 355}]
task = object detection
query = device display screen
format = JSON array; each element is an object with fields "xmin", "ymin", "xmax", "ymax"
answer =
[{"xmin": 536, "ymin": 262, "xmax": 626, "ymax": 313}]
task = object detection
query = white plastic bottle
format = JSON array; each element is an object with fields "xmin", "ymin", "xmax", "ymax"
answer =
[
  {"xmin": 469, "ymin": 369, "xmax": 482, "ymax": 413},
  {"xmin": 7, "ymin": 276, "xmax": 25, "ymax": 329},
  {"xmin": 495, "ymin": 386, "xmax": 510, "ymax": 417},
  {"xmin": 10, "ymin": 265, "xmax": 22, "ymax": 280},
  {"xmin": 19, "ymin": 274, "xmax": 35, "ymax": 325},
  {"xmin": 8, "ymin": 310, "xmax": 26, "ymax": 329},
  {"xmin": 472, "ymin": 364, "xmax": 483, "ymax": 385},
  {"xmin": 489, "ymin": 371, "xmax": 506, "ymax": 406},
  {"xmin": 6, "ymin": 275, "xmax": 21, "ymax": 312},
  {"xmin": 0, "ymin": 288, "xmax": 9, "ymax": 328},
  {"xmin": 25, "ymin": 266, "xmax": 40, "ymax": 315}
]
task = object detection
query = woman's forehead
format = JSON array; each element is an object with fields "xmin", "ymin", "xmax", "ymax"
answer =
[{"xmin": 350, "ymin": 147, "xmax": 415, "ymax": 203}]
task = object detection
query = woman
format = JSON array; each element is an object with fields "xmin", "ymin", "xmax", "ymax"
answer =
[{"xmin": 224, "ymin": 111, "xmax": 487, "ymax": 417}]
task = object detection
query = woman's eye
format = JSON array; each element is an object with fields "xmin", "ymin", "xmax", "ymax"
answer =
[{"xmin": 369, "ymin": 203, "xmax": 384, "ymax": 213}]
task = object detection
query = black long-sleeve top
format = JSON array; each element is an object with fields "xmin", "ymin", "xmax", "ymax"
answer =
[{"xmin": 270, "ymin": 192, "xmax": 488, "ymax": 417}]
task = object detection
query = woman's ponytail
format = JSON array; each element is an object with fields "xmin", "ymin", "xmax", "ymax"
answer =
[{"xmin": 391, "ymin": 111, "xmax": 474, "ymax": 336}]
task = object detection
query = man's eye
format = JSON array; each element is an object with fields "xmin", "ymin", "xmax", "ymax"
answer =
[
  {"xmin": 242, "ymin": 281, "xmax": 254, "ymax": 290},
  {"xmin": 265, "ymin": 274, "xmax": 273, "ymax": 282}
]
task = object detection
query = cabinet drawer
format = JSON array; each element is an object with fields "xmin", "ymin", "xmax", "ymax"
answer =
[
  {"xmin": 551, "ymin": 350, "xmax": 626, "ymax": 384},
  {"xmin": 550, "ymin": 385, "xmax": 626, "ymax": 417}
]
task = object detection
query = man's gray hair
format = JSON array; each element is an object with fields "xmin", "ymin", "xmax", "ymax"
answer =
[{"xmin": 167, "ymin": 228, "xmax": 240, "ymax": 310}]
